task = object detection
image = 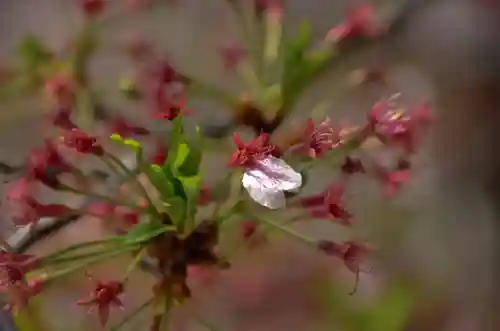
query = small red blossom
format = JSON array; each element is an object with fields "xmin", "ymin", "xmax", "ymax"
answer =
[
  {"xmin": 87, "ymin": 203, "xmax": 139, "ymax": 232},
  {"xmin": 87, "ymin": 202, "xmax": 116, "ymax": 218},
  {"xmin": 327, "ymin": 3, "xmax": 380, "ymax": 42},
  {"xmin": 239, "ymin": 220, "xmax": 268, "ymax": 248},
  {"xmin": 377, "ymin": 168, "xmax": 411, "ymax": 197},
  {"xmin": 138, "ymin": 59, "xmax": 185, "ymax": 115},
  {"xmin": 220, "ymin": 43, "xmax": 247, "ymax": 70},
  {"xmin": 241, "ymin": 220, "xmax": 258, "ymax": 240},
  {"xmin": 62, "ymin": 128, "xmax": 104, "ymax": 156},
  {"xmin": 27, "ymin": 140, "xmax": 72, "ymax": 188},
  {"xmin": 153, "ymin": 90, "xmax": 190, "ymax": 121},
  {"xmin": 109, "ymin": 116, "xmax": 150, "ymax": 138},
  {"xmin": 341, "ymin": 156, "xmax": 365, "ymax": 175},
  {"xmin": 151, "ymin": 141, "xmax": 168, "ymax": 165},
  {"xmin": 229, "ymin": 133, "xmax": 275, "ymax": 167},
  {"xmin": 76, "ymin": 275, "xmax": 124, "ymax": 326},
  {"xmin": 368, "ymin": 98, "xmax": 433, "ymax": 154},
  {"xmin": 3, "ymin": 277, "xmax": 45, "ymax": 312},
  {"xmin": 51, "ymin": 107, "xmax": 77, "ymax": 130},
  {"xmin": 317, "ymin": 240, "xmax": 374, "ymax": 294},
  {"xmin": 44, "ymin": 74, "xmax": 75, "ymax": 107},
  {"xmin": 197, "ymin": 186, "xmax": 212, "ymax": 206},
  {"xmin": 5, "ymin": 179, "xmax": 70, "ymax": 228},
  {"xmin": 187, "ymin": 265, "xmax": 218, "ymax": 288},
  {"xmin": 122, "ymin": 33, "xmax": 153, "ymax": 61},
  {"xmin": 293, "ymin": 118, "xmax": 340, "ymax": 158},
  {"xmin": 80, "ymin": 0, "xmax": 105, "ymax": 17},
  {"xmin": 9, "ymin": 195, "xmax": 72, "ymax": 228},
  {"xmin": 254, "ymin": 0, "xmax": 284, "ymax": 18},
  {"xmin": 0, "ymin": 251, "xmax": 42, "ymax": 311},
  {"xmin": 0, "ymin": 252, "xmax": 39, "ymax": 288},
  {"xmin": 300, "ymin": 184, "xmax": 352, "ymax": 226}
]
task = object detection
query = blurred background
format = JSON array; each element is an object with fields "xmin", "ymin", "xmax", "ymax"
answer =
[{"xmin": 1, "ymin": 0, "xmax": 500, "ymax": 330}]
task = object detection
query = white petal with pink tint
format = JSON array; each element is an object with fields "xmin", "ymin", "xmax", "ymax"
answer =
[{"xmin": 242, "ymin": 156, "xmax": 302, "ymax": 209}]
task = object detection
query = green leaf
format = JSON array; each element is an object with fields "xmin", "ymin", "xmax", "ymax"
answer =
[
  {"xmin": 164, "ymin": 196, "xmax": 186, "ymax": 225},
  {"xmin": 177, "ymin": 126, "xmax": 203, "ymax": 177},
  {"xmin": 145, "ymin": 165, "xmax": 175, "ymax": 199},
  {"xmin": 177, "ymin": 174, "xmax": 202, "ymax": 232},
  {"xmin": 122, "ymin": 221, "xmax": 174, "ymax": 245},
  {"xmin": 166, "ymin": 117, "xmax": 185, "ymax": 167},
  {"xmin": 172, "ymin": 142, "xmax": 190, "ymax": 170},
  {"xmin": 18, "ymin": 35, "xmax": 53, "ymax": 72}
]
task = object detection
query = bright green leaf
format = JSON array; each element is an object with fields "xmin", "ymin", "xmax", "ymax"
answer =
[
  {"xmin": 177, "ymin": 128, "xmax": 203, "ymax": 177},
  {"xmin": 164, "ymin": 196, "xmax": 186, "ymax": 226},
  {"xmin": 110, "ymin": 134, "xmax": 142, "ymax": 152},
  {"xmin": 172, "ymin": 142, "xmax": 190, "ymax": 170},
  {"xmin": 177, "ymin": 174, "xmax": 202, "ymax": 232},
  {"xmin": 145, "ymin": 165, "xmax": 175, "ymax": 199}
]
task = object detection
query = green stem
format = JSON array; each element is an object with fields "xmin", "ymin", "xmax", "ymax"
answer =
[
  {"xmin": 40, "ymin": 237, "xmax": 123, "ymax": 262},
  {"xmin": 104, "ymin": 152, "xmax": 160, "ymax": 217},
  {"xmin": 123, "ymin": 248, "xmax": 147, "ymax": 283},
  {"xmin": 58, "ymin": 183, "xmax": 142, "ymax": 211},
  {"xmin": 101, "ymin": 155, "xmax": 125, "ymax": 178},
  {"xmin": 256, "ymin": 215, "xmax": 315, "ymax": 244},
  {"xmin": 44, "ymin": 246, "xmax": 139, "ymax": 281},
  {"xmin": 109, "ymin": 297, "xmax": 155, "ymax": 331},
  {"xmin": 42, "ymin": 244, "xmax": 139, "ymax": 267}
]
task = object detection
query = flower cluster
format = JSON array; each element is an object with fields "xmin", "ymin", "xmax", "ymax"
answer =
[{"xmin": 0, "ymin": 1, "xmax": 432, "ymax": 330}]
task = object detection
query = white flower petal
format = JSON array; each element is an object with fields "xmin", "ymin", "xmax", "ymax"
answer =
[
  {"xmin": 241, "ymin": 156, "xmax": 302, "ymax": 209},
  {"xmin": 252, "ymin": 156, "xmax": 302, "ymax": 192},
  {"xmin": 242, "ymin": 171, "xmax": 286, "ymax": 209}
]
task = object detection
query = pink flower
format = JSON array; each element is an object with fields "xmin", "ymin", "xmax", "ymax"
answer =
[
  {"xmin": 50, "ymin": 107, "xmax": 77, "ymax": 130},
  {"xmin": 27, "ymin": 139, "xmax": 72, "ymax": 188},
  {"xmin": 368, "ymin": 97, "xmax": 433, "ymax": 154},
  {"xmin": 0, "ymin": 252, "xmax": 42, "ymax": 311},
  {"xmin": 151, "ymin": 141, "xmax": 168, "ymax": 165},
  {"xmin": 229, "ymin": 133, "xmax": 275, "ymax": 168},
  {"xmin": 220, "ymin": 43, "xmax": 247, "ymax": 70},
  {"xmin": 62, "ymin": 128, "xmax": 104, "ymax": 156},
  {"xmin": 109, "ymin": 116, "xmax": 150, "ymax": 138},
  {"xmin": 197, "ymin": 186, "xmax": 212, "ymax": 206},
  {"xmin": 76, "ymin": 274, "xmax": 124, "ymax": 326},
  {"xmin": 317, "ymin": 240, "xmax": 374, "ymax": 294},
  {"xmin": 254, "ymin": 0, "xmax": 284, "ymax": 18},
  {"xmin": 327, "ymin": 4, "xmax": 380, "ymax": 42},
  {"xmin": 79, "ymin": 0, "xmax": 105, "ymax": 17},
  {"xmin": 44, "ymin": 74, "xmax": 75, "ymax": 107},
  {"xmin": 292, "ymin": 118, "xmax": 340, "ymax": 158},
  {"xmin": 87, "ymin": 203, "xmax": 139, "ymax": 233},
  {"xmin": 377, "ymin": 168, "xmax": 411, "ymax": 197},
  {"xmin": 153, "ymin": 90, "xmax": 190, "ymax": 121},
  {"xmin": 299, "ymin": 184, "xmax": 352, "ymax": 226}
]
